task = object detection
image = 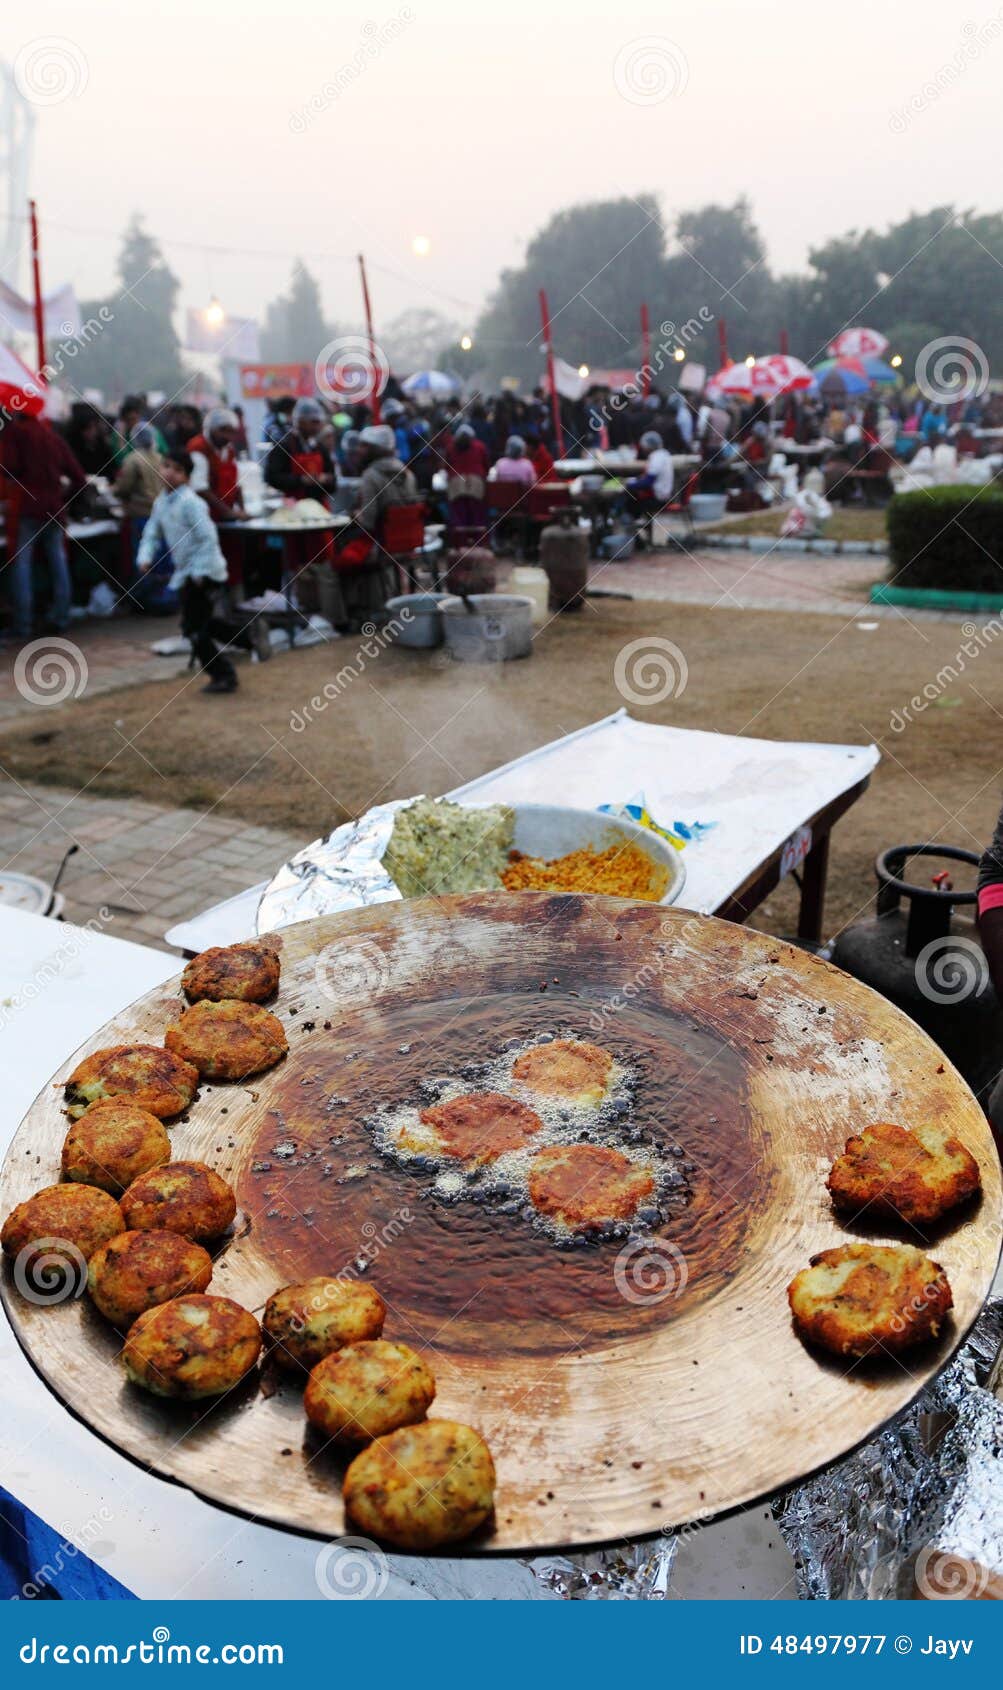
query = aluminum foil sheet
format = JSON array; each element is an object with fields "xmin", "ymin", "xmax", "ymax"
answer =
[
  {"xmin": 774, "ymin": 1300, "xmax": 1003, "ymax": 1600},
  {"xmin": 256, "ymin": 798, "xmax": 416, "ymax": 933},
  {"xmin": 526, "ymin": 1536, "xmax": 678, "ymax": 1600}
]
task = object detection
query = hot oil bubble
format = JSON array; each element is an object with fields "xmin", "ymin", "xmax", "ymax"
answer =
[{"xmin": 365, "ymin": 1030, "xmax": 689, "ymax": 1248}]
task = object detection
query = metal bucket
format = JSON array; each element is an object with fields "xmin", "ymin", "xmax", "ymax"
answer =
[
  {"xmin": 440, "ymin": 594, "xmax": 533, "ymax": 662},
  {"xmin": 384, "ymin": 593, "xmax": 450, "ymax": 649}
]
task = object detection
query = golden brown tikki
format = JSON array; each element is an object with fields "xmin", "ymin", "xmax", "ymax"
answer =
[
  {"xmin": 88, "ymin": 1229, "xmax": 212, "ymax": 1326},
  {"xmin": 61, "ymin": 1100, "xmax": 171, "ymax": 1194},
  {"xmin": 410, "ymin": 1092, "xmax": 544, "ymax": 1164},
  {"xmin": 2, "ymin": 1184, "xmax": 124, "ymax": 1273},
  {"xmin": 304, "ymin": 1339, "xmax": 435, "ymax": 1444},
  {"xmin": 64, "ymin": 1044, "xmax": 198, "ymax": 1120},
  {"xmin": 181, "ymin": 941, "xmax": 281, "ymax": 1005},
  {"xmin": 827, "ymin": 1119, "xmax": 981, "ymax": 1229},
  {"xmin": 164, "ymin": 1000, "xmax": 288, "ymax": 1081},
  {"xmin": 788, "ymin": 1242, "xmax": 953, "ymax": 1359},
  {"xmin": 122, "ymin": 1294, "xmax": 261, "ymax": 1399},
  {"xmin": 344, "ymin": 1421, "xmax": 496, "ymax": 1550},
  {"xmin": 263, "ymin": 1277, "xmax": 386, "ymax": 1373},
  {"xmin": 120, "ymin": 1161, "xmax": 236, "ymax": 1241},
  {"xmin": 513, "ymin": 1038, "xmax": 615, "ymax": 1104},
  {"xmin": 528, "ymin": 1143, "xmax": 654, "ymax": 1228}
]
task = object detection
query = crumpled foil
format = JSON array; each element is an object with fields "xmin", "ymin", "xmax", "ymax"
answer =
[
  {"xmin": 525, "ymin": 1536, "xmax": 678, "ymax": 1600},
  {"xmin": 256, "ymin": 797, "xmax": 416, "ymax": 932},
  {"xmin": 774, "ymin": 1299, "xmax": 1003, "ymax": 1600}
]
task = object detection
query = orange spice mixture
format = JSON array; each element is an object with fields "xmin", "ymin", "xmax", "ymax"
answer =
[{"xmin": 500, "ymin": 842, "xmax": 667, "ymax": 901}]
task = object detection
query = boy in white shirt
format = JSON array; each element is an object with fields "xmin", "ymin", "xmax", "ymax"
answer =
[{"xmin": 137, "ymin": 450, "xmax": 238, "ymax": 693}]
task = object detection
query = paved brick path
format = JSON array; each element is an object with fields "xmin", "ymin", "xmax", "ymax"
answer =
[
  {"xmin": 0, "ymin": 780, "xmax": 308, "ymax": 953},
  {"xmin": 587, "ymin": 544, "xmax": 884, "ymax": 616}
]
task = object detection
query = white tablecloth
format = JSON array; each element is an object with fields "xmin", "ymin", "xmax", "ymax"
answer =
[{"xmin": 166, "ymin": 710, "xmax": 879, "ymax": 952}]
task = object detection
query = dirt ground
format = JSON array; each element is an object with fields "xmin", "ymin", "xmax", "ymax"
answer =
[{"xmin": 3, "ymin": 596, "xmax": 999, "ymax": 941}]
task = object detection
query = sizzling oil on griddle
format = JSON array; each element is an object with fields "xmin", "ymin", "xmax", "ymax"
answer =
[{"xmin": 241, "ymin": 987, "xmax": 764, "ymax": 1355}]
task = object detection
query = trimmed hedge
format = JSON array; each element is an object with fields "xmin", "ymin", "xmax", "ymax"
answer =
[{"xmin": 887, "ymin": 485, "xmax": 1003, "ymax": 592}]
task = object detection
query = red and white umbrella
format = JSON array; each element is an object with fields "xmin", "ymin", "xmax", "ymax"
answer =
[
  {"xmin": 828, "ymin": 327, "xmax": 888, "ymax": 359},
  {"xmin": 707, "ymin": 360, "xmax": 781, "ymax": 398},
  {"xmin": 759, "ymin": 353, "xmax": 815, "ymax": 392},
  {"xmin": 0, "ymin": 344, "xmax": 45, "ymax": 415}
]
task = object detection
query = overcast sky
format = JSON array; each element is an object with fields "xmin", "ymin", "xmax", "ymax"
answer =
[{"xmin": 6, "ymin": 0, "xmax": 1001, "ymax": 339}]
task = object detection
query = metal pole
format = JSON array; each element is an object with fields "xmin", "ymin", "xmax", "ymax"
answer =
[
  {"xmin": 640, "ymin": 302, "xmax": 651, "ymax": 399},
  {"xmin": 538, "ymin": 287, "xmax": 564, "ymax": 457},
  {"xmin": 717, "ymin": 316, "xmax": 729, "ymax": 369}
]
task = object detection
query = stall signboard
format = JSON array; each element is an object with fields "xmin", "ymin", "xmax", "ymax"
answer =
[{"xmin": 238, "ymin": 363, "xmax": 314, "ymax": 401}]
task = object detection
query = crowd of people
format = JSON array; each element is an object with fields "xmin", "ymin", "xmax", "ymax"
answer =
[{"xmin": 1, "ymin": 369, "xmax": 1000, "ymax": 683}]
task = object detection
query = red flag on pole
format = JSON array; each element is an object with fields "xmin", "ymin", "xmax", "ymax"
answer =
[
  {"xmin": 538, "ymin": 288, "xmax": 565, "ymax": 458},
  {"xmin": 640, "ymin": 303, "xmax": 651, "ymax": 400},
  {"xmin": 717, "ymin": 317, "xmax": 729, "ymax": 368},
  {"xmin": 357, "ymin": 252, "xmax": 382, "ymax": 424},
  {"xmin": 29, "ymin": 200, "xmax": 46, "ymax": 383}
]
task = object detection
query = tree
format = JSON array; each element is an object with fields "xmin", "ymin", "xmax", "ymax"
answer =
[
  {"xmin": 381, "ymin": 307, "xmax": 461, "ymax": 373},
  {"xmin": 663, "ymin": 198, "xmax": 777, "ymax": 363},
  {"xmin": 260, "ymin": 262, "xmax": 333, "ymax": 361},
  {"xmin": 72, "ymin": 217, "xmax": 185, "ymax": 401},
  {"xmin": 474, "ymin": 195, "xmax": 669, "ymax": 385}
]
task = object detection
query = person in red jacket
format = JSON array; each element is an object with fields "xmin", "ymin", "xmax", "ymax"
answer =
[
  {"xmin": 528, "ymin": 432, "xmax": 555, "ymax": 482},
  {"xmin": 0, "ymin": 411, "xmax": 86, "ymax": 641},
  {"xmin": 187, "ymin": 408, "xmax": 245, "ymax": 523},
  {"xmin": 444, "ymin": 421, "xmax": 489, "ymax": 533}
]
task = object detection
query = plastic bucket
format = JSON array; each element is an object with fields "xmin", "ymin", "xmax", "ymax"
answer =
[
  {"xmin": 440, "ymin": 594, "xmax": 533, "ymax": 662},
  {"xmin": 689, "ymin": 493, "xmax": 728, "ymax": 522}
]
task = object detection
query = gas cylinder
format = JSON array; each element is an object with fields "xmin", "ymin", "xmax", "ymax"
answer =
[
  {"xmin": 830, "ymin": 844, "xmax": 1003, "ymax": 1102},
  {"xmin": 539, "ymin": 513, "xmax": 588, "ymax": 613}
]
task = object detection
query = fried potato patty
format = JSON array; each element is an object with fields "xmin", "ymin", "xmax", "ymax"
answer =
[
  {"xmin": 528, "ymin": 1143, "xmax": 654, "ymax": 1227},
  {"xmin": 88, "ymin": 1229, "xmax": 212, "ymax": 1326},
  {"xmin": 122, "ymin": 1293, "xmax": 261, "ymax": 1398},
  {"xmin": 121, "ymin": 1160, "xmax": 236, "ymax": 1241},
  {"xmin": 263, "ymin": 1277, "xmax": 386, "ymax": 1372},
  {"xmin": 512, "ymin": 1038, "xmax": 614, "ymax": 1103},
  {"xmin": 304, "ymin": 1339, "xmax": 435, "ymax": 1444},
  {"xmin": 61, "ymin": 1100, "xmax": 170, "ymax": 1194},
  {"xmin": 64, "ymin": 1044, "xmax": 198, "ymax": 1120},
  {"xmin": 182, "ymin": 941, "xmax": 280, "ymax": 1005},
  {"xmin": 413, "ymin": 1092, "xmax": 544, "ymax": 1164},
  {"xmin": 343, "ymin": 1421, "xmax": 496, "ymax": 1550},
  {"xmin": 827, "ymin": 1119, "xmax": 981, "ymax": 1228},
  {"xmin": 788, "ymin": 1242, "xmax": 953, "ymax": 1358},
  {"xmin": 164, "ymin": 1000, "xmax": 288, "ymax": 1080},
  {"xmin": 2, "ymin": 1183, "xmax": 124, "ymax": 1268}
]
